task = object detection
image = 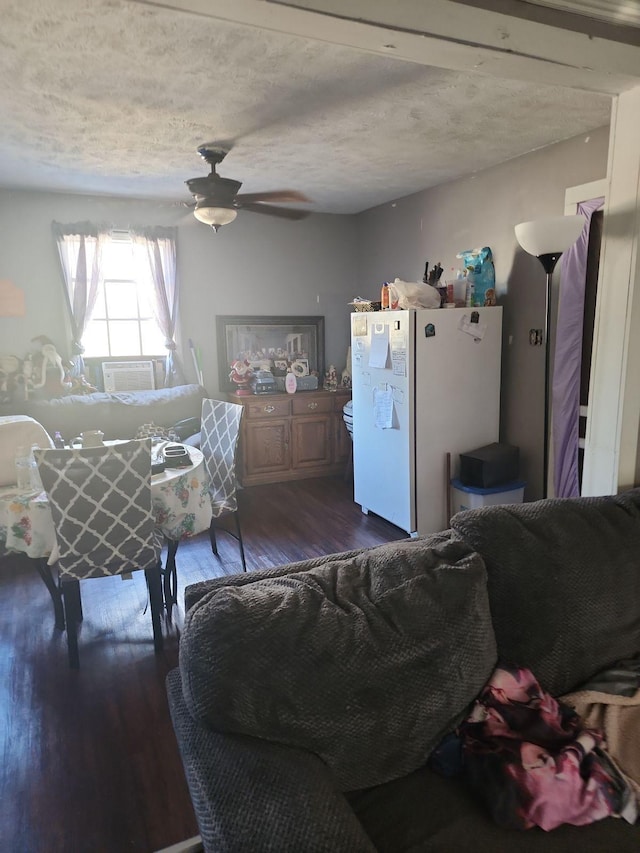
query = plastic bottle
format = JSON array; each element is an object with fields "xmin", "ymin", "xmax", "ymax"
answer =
[
  {"xmin": 380, "ymin": 282, "xmax": 390, "ymax": 310},
  {"xmin": 30, "ymin": 445, "xmax": 44, "ymax": 493},
  {"xmin": 465, "ymin": 268, "xmax": 475, "ymax": 308},
  {"xmin": 15, "ymin": 446, "xmax": 32, "ymax": 490},
  {"xmin": 53, "ymin": 431, "xmax": 65, "ymax": 449},
  {"xmin": 15, "ymin": 445, "xmax": 41, "ymax": 492}
]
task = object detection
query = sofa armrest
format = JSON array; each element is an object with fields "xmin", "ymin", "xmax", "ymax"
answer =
[{"xmin": 167, "ymin": 669, "xmax": 375, "ymax": 853}]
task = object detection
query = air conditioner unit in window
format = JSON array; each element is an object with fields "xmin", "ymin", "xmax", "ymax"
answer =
[{"xmin": 102, "ymin": 361, "xmax": 156, "ymax": 393}]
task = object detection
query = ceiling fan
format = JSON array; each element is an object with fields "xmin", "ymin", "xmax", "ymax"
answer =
[{"xmin": 185, "ymin": 144, "xmax": 311, "ymax": 231}]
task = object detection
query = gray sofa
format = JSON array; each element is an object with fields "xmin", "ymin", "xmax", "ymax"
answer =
[
  {"xmin": 167, "ymin": 490, "xmax": 640, "ymax": 852},
  {"xmin": 0, "ymin": 383, "xmax": 207, "ymax": 443}
]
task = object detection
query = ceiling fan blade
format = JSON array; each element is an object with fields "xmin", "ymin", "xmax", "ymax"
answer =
[
  {"xmin": 235, "ymin": 190, "xmax": 310, "ymax": 204},
  {"xmin": 237, "ymin": 202, "xmax": 310, "ymax": 220}
]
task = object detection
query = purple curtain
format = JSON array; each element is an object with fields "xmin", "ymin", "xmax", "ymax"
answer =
[{"xmin": 552, "ymin": 198, "xmax": 604, "ymax": 497}]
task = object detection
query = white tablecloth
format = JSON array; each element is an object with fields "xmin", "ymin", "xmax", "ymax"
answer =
[{"xmin": 0, "ymin": 445, "xmax": 212, "ymax": 563}]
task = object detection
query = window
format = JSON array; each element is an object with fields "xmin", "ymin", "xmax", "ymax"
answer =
[{"xmin": 82, "ymin": 233, "xmax": 165, "ymax": 358}]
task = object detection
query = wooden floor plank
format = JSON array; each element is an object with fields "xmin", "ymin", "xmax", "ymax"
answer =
[{"xmin": 0, "ymin": 476, "xmax": 405, "ymax": 853}]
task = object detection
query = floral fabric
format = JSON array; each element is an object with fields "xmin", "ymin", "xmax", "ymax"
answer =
[{"xmin": 454, "ymin": 664, "xmax": 638, "ymax": 831}]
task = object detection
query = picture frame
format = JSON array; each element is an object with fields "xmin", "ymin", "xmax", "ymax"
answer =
[
  {"xmin": 291, "ymin": 358, "xmax": 309, "ymax": 377},
  {"xmin": 216, "ymin": 315, "xmax": 325, "ymax": 393}
]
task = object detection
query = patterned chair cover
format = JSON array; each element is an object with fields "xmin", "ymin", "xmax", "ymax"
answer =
[
  {"xmin": 200, "ymin": 398, "xmax": 246, "ymax": 570},
  {"xmin": 163, "ymin": 399, "xmax": 246, "ymax": 612},
  {"xmin": 35, "ymin": 439, "xmax": 162, "ymax": 578},
  {"xmin": 200, "ymin": 399, "xmax": 243, "ymax": 519},
  {"xmin": 35, "ymin": 439, "xmax": 164, "ymax": 666}
]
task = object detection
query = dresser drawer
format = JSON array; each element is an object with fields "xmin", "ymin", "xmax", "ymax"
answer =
[
  {"xmin": 291, "ymin": 394, "xmax": 332, "ymax": 415},
  {"xmin": 243, "ymin": 398, "xmax": 291, "ymax": 419}
]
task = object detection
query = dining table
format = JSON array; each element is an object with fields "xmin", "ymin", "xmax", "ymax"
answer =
[{"xmin": 0, "ymin": 441, "xmax": 212, "ymax": 627}]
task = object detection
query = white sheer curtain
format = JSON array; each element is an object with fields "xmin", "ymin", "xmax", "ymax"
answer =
[
  {"xmin": 131, "ymin": 226, "xmax": 185, "ymax": 387},
  {"xmin": 52, "ymin": 221, "xmax": 109, "ymax": 377}
]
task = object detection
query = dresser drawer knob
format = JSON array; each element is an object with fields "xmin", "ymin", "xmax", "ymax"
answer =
[
  {"xmin": 264, "ymin": 405, "xmax": 275, "ymax": 413},
  {"xmin": 307, "ymin": 401, "xmax": 318, "ymax": 410}
]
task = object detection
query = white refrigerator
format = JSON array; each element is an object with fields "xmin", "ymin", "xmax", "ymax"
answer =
[{"xmin": 351, "ymin": 307, "xmax": 502, "ymax": 535}]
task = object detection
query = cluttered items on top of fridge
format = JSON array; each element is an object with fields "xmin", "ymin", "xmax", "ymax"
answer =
[{"xmin": 349, "ymin": 247, "xmax": 497, "ymax": 312}]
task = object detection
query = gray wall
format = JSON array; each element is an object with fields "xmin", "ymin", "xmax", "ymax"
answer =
[
  {"xmin": 0, "ymin": 191, "xmax": 357, "ymax": 393},
  {"xmin": 355, "ymin": 126, "xmax": 610, "ymax": 499},
  {"xmin": 0, "ymin": 126, "xmax": 609, "ymax": 499}
]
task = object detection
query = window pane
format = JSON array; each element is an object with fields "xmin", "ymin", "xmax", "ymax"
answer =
[
  {"xmin": 91, "ymin": 281, "xmax": 107, "ymax": 319},
  {"xmin": 105, "ymin": 281, "xmax": 138, "ymax": 319},
  {"xmin": 138, "ymin": 283, "xmax": 155, "ymax": 317},
  {"xmin": 109, "ymin": 320, "xmax": 142, "ymax": 356},
  {"xmin": 82, "ymin": 320, "xmax": 110, "ymax": 357},
  {"xmin": 141, "ymin": 320, "xmax": 165, "ymax": 355},
  {"xmin": 104, "ymin": 240, "xmax": 135, "ymax": 278}
]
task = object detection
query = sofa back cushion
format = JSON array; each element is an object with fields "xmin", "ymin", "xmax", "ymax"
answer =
[
  {"xmin": 450, "ymin": 489, "xmax": 640, "ymax": 697},
  {"xmin": 179, "ymin": 535, "xmax": 497, "ymax": 791},
  {"xmin": 23, "ymin": 383, "xmax": 206, "ymax": 440}
]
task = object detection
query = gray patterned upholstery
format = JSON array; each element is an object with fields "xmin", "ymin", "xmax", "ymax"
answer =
[
  {"xmin": 200, "ymin": 399, "xmax": 243, "ymax": 518},
  {"xmin": 35, "ymin": 439, "xmax": 164, "ymax": 668},
  {"xmin": 135, "ymin": 422, "xmax": 180, "ymax": 442},
  {"xmin": 199, "ymin": 398, "xmax": 246, "ymax": 571},
  {"xmin": 35, "ymin": 439, "xmax": 162, "ymax": 579}
]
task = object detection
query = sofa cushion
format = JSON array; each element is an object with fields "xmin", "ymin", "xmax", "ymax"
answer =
[
  {"xmin": 450, "ymin": 489, "xmax": 640, "ymax": 697},
  {"xmin": 179, "ymin": 534, "xmax": 497, "ymax": 791},
  {"xmin": 347, "ymin": 762, "xmax": 640, "ymax": 852}
]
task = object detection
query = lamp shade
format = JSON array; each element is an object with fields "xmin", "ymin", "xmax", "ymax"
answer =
[
  {"xmin": 193, "ymin": 203, "xmax": 238, "ymax": 227},
  {"xmin": 515, "ymin": 215, "xmax": 584, "ymax": 257}
]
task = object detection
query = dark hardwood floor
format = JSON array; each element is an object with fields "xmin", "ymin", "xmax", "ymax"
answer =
[{"xmin": 0, "ymin": 476, "xmax": 405, "ymax": 853}]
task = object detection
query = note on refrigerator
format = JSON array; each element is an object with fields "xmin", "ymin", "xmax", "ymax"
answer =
[
  {"xmin": 391, "ymin": 347, "xmax": 406, "ymax": 376},
  {"xmin": 373, "ymin": 386, "xmax": 393, "ymax": 429},
  {"xmin": 369, "ymin": 323, "xmax": 389, "ymax": 369},
  {"xmin": 459, "ymin": 314, "xmax": 487, "ymax": 341}
]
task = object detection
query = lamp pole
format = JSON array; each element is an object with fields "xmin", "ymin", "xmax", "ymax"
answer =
[
  {"xmin": 538, "ymin": 253, "xmax": 563, "ymax": 500},
  {"xmin": 514, "ymin": 214, "xmax": 584, "ymax": 500}
]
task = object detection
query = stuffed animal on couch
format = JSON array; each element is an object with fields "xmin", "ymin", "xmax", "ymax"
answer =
[{"xmin": 27, "ymin": 336, "xmax": 73, "ymax": 399}]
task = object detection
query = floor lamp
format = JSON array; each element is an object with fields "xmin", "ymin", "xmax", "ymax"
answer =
[{"xmin": 514, "ymin": 214, "xmax": 584, "ymax": 499}]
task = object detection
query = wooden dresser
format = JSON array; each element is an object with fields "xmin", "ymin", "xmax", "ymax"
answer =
[{"xmin": 228, "ymin": 389, "xmax": 351, "ymax": 486}]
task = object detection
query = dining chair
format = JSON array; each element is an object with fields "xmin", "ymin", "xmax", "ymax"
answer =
[
  {"xmin": 201, "ymin": 398, "xmax": 246, "ymax": 571},
  {"xmin": 165, "ymin": 399, "xmax": 246, "ymax": 606},
  {"xmin": 35, "ymin": 439, "xmax": 164, "ymax": 669}
]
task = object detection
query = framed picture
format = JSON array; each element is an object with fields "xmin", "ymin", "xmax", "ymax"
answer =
[
  {"xmin": 291, "ymin": 358, "xmax": 309, "ymax": 377},
  {"xmin": 216, "ymin": 315, "xmax": 325, "ymax": 392}
]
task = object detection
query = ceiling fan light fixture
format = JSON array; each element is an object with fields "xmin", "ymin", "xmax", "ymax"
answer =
[{"xmin": 193, "ymin": 202, "xmax": 238, "ymax": 229}]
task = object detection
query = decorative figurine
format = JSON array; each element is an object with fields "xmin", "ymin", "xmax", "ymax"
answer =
[
  {"xmin": 340, "ymin": 347, "xmax": 352, "ymax": 389},
  {"xmin": 323, "ymin": 364, "xmax": 338, "ymax": 392},
  {"xmin": 229, "ymin": 359, "xmax": 254, "ymax": 395}
]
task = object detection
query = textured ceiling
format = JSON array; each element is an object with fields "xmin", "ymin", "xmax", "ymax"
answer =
[{"xmin": 0, "ymin": 0, "xmax": 613, "ymax": 214}]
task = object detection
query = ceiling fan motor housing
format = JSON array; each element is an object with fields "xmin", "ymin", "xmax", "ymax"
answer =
[
  {"xmin": 185, "ymin": 143, "xmax": 311, "ymax": 226},
  {"xmin": 185, "ymin": 175, "xmax": 243, "ymax": 206}
]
